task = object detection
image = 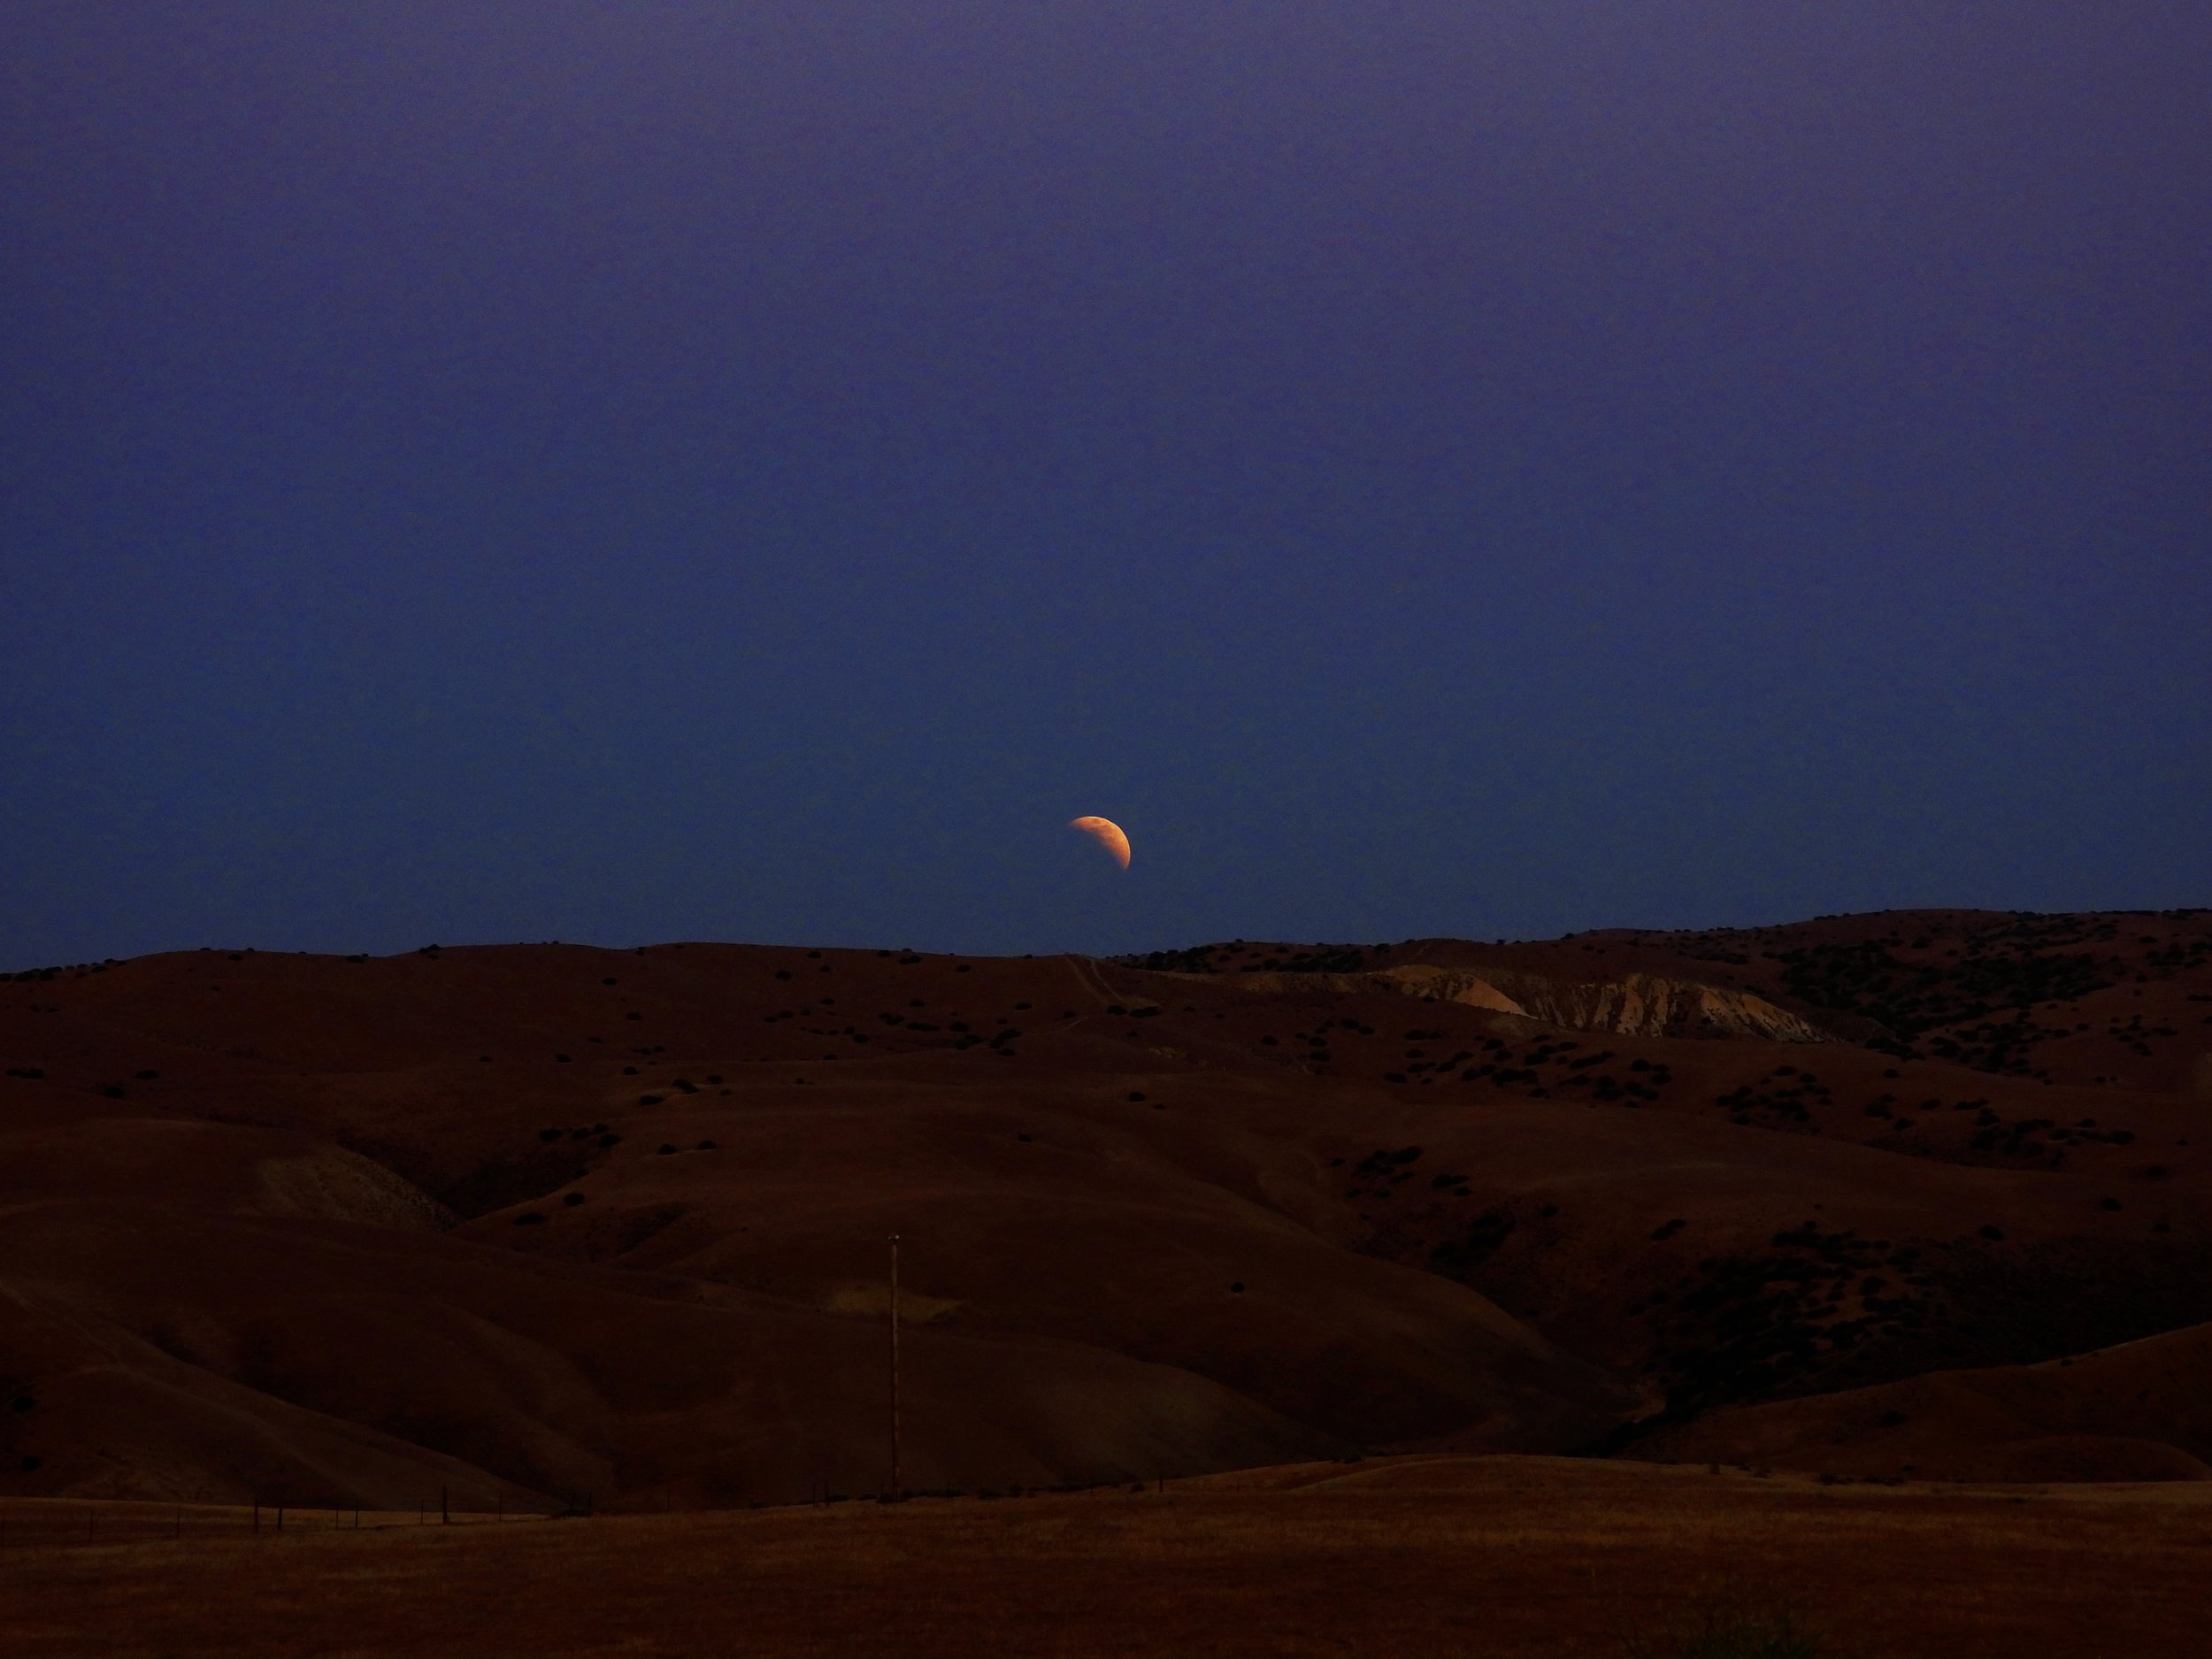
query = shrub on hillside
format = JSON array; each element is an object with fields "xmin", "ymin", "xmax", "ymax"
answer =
[{"xmin": 1620, "ymin": 1586, "xmax": 1851, "ymax": 1659}]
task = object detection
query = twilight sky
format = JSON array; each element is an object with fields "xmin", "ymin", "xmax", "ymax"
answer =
[{"xmin": 4, "ymin": 3, "xmax": 2208, "ymax": 964}]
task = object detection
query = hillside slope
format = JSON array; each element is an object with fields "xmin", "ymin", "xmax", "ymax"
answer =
[{"xmin": 2, "ymin": 906, "xmax": 2208, "ymax": 1503}]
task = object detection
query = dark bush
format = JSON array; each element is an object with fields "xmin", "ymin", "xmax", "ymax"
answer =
[
  {"xmin": 562, "ymin": 1193, "xmax": 586, "ymax": 1207},
  {"xmin": 539, "ymin": 1128, "xmax": 563, "ymax": 1141},
  {"xmin": 513, "ymin": 1213, "xmax": 547, "ymax": 1226},
  {"xmin": 1621, "ymin": 1586, "xmax": 1844, "ymax": 1659}
]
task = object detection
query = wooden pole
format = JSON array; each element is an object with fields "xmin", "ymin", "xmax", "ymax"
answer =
[{"xmin": 889, "ymin": 1232, "xmax": 902, "ymax": 1499}]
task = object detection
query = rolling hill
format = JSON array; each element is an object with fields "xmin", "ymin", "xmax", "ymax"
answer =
[{"xmin": 3, "ymin": 906, "xmax": 2207, "ymax": 1507}]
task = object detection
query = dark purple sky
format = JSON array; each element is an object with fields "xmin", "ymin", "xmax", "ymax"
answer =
[{"xmin": 4, "ymin": 3, "xmax": 2208, "ymax": 964}]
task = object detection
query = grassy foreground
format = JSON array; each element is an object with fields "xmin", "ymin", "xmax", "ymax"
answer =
[{"xmin": 1, "ymin": 1456, "xmax": 2206, "ymax": 1657}]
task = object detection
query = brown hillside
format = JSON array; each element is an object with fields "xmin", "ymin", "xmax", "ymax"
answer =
[
  {"xmin": 1637, "ymin": 1318, "xmax": 2212, "ymax": 1482},
  {"xmin": 2, "ymin": 907, "xmax": 2208, "ymax": 1505}
]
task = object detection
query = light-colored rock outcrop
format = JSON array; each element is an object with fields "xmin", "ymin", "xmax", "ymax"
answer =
[{"xmin": 1219, "ymin": 964, "xmax": 1841, "ymax": 1043}]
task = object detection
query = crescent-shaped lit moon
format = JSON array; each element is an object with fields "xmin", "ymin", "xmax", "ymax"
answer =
[{"xmin": 1069, "ymin": 815, "xmax": 1131, "ymax": 870}]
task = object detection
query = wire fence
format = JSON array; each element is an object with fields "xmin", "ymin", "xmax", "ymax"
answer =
[
  {"xmin": 0, "ymin": 1478, "xmax": 1176, "ymax": 1553},
  {"xmin": 0, "ymin": 1496, "xmax": 570, "ymax": 1553}
]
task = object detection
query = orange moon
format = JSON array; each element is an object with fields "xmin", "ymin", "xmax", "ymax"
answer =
[{"xmin": 1069, "ymin": 815, "xmax": 1131, "ymax": 870}]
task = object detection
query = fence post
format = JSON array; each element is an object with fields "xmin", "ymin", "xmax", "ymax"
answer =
[{"xmin": 441, "ymin": 1486, "xmax": 449, "ymax": 1525}]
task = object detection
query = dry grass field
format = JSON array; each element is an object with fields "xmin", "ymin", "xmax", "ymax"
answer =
[{"xmin": 4, "ymin": 1455, "xmax": 2208, "ymax": 1658}]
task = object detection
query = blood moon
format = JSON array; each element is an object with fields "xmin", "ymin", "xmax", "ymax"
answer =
[{"xmin": 1069, "ymin": 816, "xmax": 1131, "ymax": 870}]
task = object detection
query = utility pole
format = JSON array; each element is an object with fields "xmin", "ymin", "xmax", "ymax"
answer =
[{"xmin": 888, "ymin": 1233, "xmax": 902, "ymax": 1499}]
